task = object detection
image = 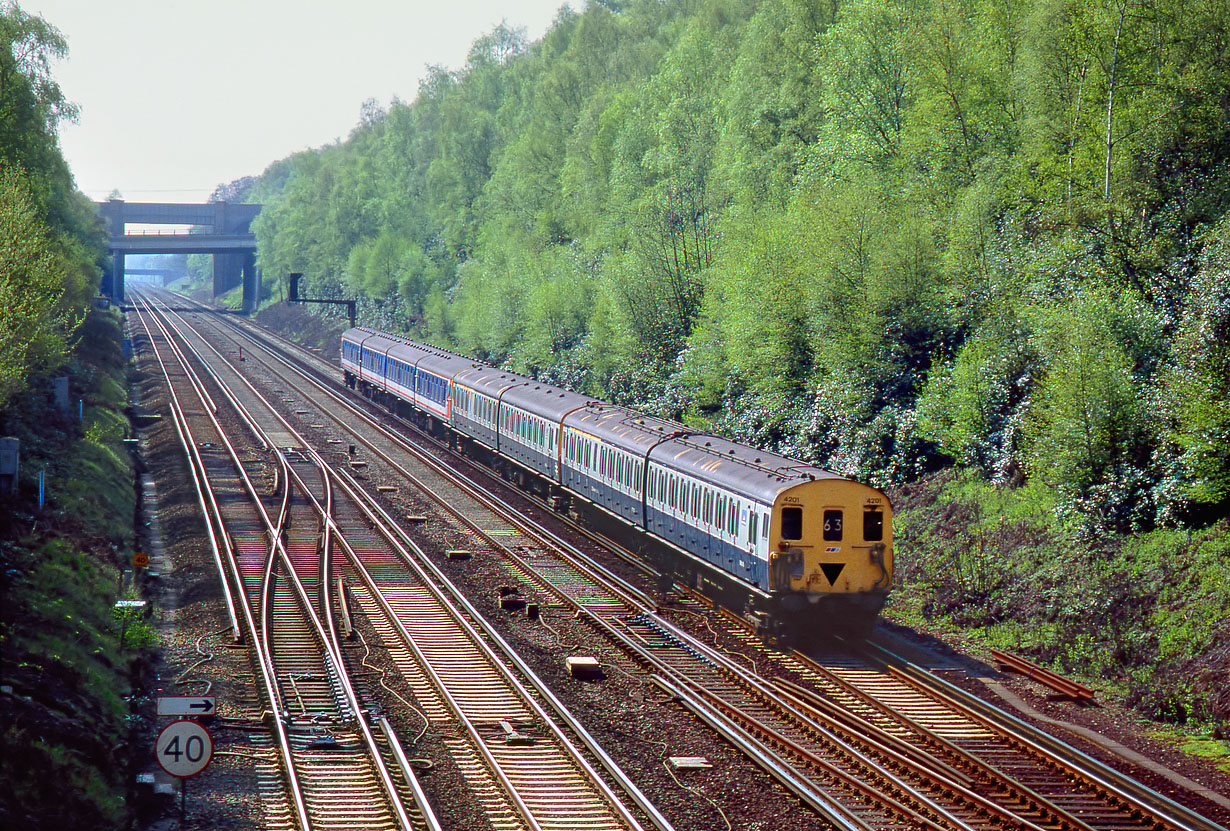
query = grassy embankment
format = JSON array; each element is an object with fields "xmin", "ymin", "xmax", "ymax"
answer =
[
  {"xmin": 0, "ymin": 308, "xmax": 150, "ymax": 829},
  {"xmin": 887, "ymin": 471, "xmax": 1230, "ymax": 769}
]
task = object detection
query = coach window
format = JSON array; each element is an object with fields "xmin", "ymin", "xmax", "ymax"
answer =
[
  {"xmin": 749, "ymin": 509, "xmax": 758, "ymax": 544},
  {"xmin": 864, "ymin": 509, "xmax": 883, "ymax": 541},
  {"xmin": 782, "ymin": 506, "xmax": 803, "ymax": 540}
]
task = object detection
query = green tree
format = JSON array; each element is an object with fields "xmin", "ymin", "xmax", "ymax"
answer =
[
  {"xmin": 0, "ymin": 166, "xmax": 79, "ymax": 403},
  {"xmin": 1022, "ymin": 286, "xmax": 1154, "ymax": 528},
  {"xmin": 1157, "ymin": 218, "xmax": 1230, "ymax": 513}
]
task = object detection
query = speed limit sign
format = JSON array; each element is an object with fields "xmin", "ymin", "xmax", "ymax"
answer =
[{"xmin": 155, "ymin": 719, "xmax": 213, "ymax": 778}]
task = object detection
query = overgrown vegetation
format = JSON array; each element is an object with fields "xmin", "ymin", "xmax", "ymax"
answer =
[
  {"xmin": 0, "ymin": 310, "xmax": 143, "ymax": 830},
  {"xmin": 0, "ymin": 5, "xmax": 135, "ymax": 826},
  {"xmin": 892, "ymin": 471, "xmax": 1230, "ymax": 734},
  {"xmin": 0, "ymin": 3, "xmax": 105, "ymax": 408},
  {"xmin": 239, "ymin": 0, "xmax": 1228, "ymax": 734}
]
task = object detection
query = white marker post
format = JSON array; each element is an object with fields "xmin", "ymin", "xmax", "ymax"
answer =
[{"xmin": 155, "ymin": 719, "xmax": 213, "ymax": 819}]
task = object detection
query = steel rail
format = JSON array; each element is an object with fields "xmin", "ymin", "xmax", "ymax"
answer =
[
  {"xmin": 178, "ymin": 300, "xmax": 654, "ymax": 831},
  {"xmin": 154, "ymin": 296, "xmax": 680, "ymax": 831},
  {"xmin": 864, "ymin": 640, "xmax": 1229, "ymax": 831},
  {"xmin": 650, "ymin": 674, "xmax": 875, "ymax": 831},
  {"xmin": 329, "ymin": 465, "xmax": 673, "ymax": 831},
  {"xmin": 148, "ymin": 294, "xmax": 419, "ymax": 831},
  {"xmin": 781, "ymin": 652, "xmax": 1102, "ymax": 831},
  {"xmin": 129, "ymin": 297, "xmax": 312, "ymax": 829},
  {"xmin": 125, "ymin": 311, "xmax": 241, "ymax": 642}
]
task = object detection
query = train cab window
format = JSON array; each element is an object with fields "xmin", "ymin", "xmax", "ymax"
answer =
[
  {"xmin": 781, "ymin": 507, "xmax": 803, "ymax": 540},
  {"xmin": 823, "ymin": 510, "xmax": 844, "ymax": 541},
  {"xmin": 749, "ymin": 509, "xmax": 758, "ymax": 544},
  {"xmin": 864, "ymin": 510, "xmax": 884, "ymax": 541}
]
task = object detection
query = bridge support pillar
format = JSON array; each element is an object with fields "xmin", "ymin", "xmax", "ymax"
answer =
[
  {"xmin": 241, "ymin": 253, "xmax": 259, "ymax": 314},
  {"xmin": 109, "ymin": 253, "xmax": 125, "ymax": 302},
  {"xmin": 211, "ymin": 252, "xmax": 245, "ymax": 297}
]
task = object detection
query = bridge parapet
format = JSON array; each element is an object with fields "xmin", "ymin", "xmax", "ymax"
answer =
[{"xmin": 95, "ymin": 199, "xmax": 262, "ymax": 310}]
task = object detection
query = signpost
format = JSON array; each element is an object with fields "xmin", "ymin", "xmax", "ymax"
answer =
[
  {"xmin": 132, "ymin": 552, "xmax": 150, "ymax": 568},
  {"xmin": 154, "ymin": 719, "xmax": 213, "ymax": 818},
  {"xmin": 157, "ymin": 696, "xmax": 216, "ymax": 717}
]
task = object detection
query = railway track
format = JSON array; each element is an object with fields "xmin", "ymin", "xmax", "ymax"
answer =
[
  {"xmin": 132, "ymin": 296, "xmax": 430, "ymax": 831},
  {"xmin": 135, "ymin": 290, "xmax": 1228, "ymax": 831},
  {"xmin": 133, "ymin": 290, "xmax": 667, "ymax": 831}
]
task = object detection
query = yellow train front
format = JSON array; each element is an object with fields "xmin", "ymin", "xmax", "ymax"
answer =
[
  {"xmin": 764, "ymin": 476, "xmax": 893, "ymax": 630},
  {"xmin": 620, "ymin": 424, "xmax": 893, "ymax": 636}
]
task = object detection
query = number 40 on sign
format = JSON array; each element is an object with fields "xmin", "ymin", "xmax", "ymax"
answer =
[{"xmin": 155, "ymin": 719, "xmax": 213, "ymax": 778}]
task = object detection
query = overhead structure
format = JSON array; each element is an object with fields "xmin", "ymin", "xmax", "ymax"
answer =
[{"xmin": 96, "ymin": 199, "xmax": 262, "ymax": 310}]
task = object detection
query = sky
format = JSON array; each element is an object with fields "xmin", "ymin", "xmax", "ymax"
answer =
[{"xmin": 24, "ymin": 0, "xmax": 572, "ymax": 203}]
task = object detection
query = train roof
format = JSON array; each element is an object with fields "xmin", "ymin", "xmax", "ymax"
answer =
[
  {"xmin": 502, "ymin": 379, "xmax": 592, "ymax": 421},
  {"xmin": 344, "ymin": 327, "xmax": 420, "ymax": 357},
  {"xmin": 564, "ymin": 404, "xmax": 682, "ymax": 453},
  {"xmin": 412, "ymin": 346, "xmax": 476, "ymax": 379},
  {"xmin": 655, "ymin": 433, "xmax": 842, "ymax": 504},
  {"xmin": 563, "ymin": 402, "xmax": 840, "ymax": 503},
  {"xmin": 452, "ymin": 363, "xmax": 528, "ymax": 399}
]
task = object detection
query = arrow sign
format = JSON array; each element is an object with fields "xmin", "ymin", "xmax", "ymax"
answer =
[{"xmin": 157, "ymin": 696, "xmax": 216, "ymax": 717}]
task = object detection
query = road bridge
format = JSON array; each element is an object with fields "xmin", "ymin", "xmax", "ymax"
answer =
[{"xmin": 96, "ymin": 199, "xmax": 262, "ymax": 310}]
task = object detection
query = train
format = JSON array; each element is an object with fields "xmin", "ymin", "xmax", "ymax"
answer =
[{"xmin": 341, "ymin": 326, "xmax": 892, "ymax": 635}]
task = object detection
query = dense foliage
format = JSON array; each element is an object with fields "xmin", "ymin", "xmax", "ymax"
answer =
[
  {"xmin": 250, "ymin": 0, "xmax": 1230, "ymax": 535},
  {"xmin": 0, "ymin": 2, "xmax": 104, "ymax": 405}
]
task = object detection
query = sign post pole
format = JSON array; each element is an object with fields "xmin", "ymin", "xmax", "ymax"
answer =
[{"xmin": 154, "ymin": 718, "xmax": 213, "ymax": 819}]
